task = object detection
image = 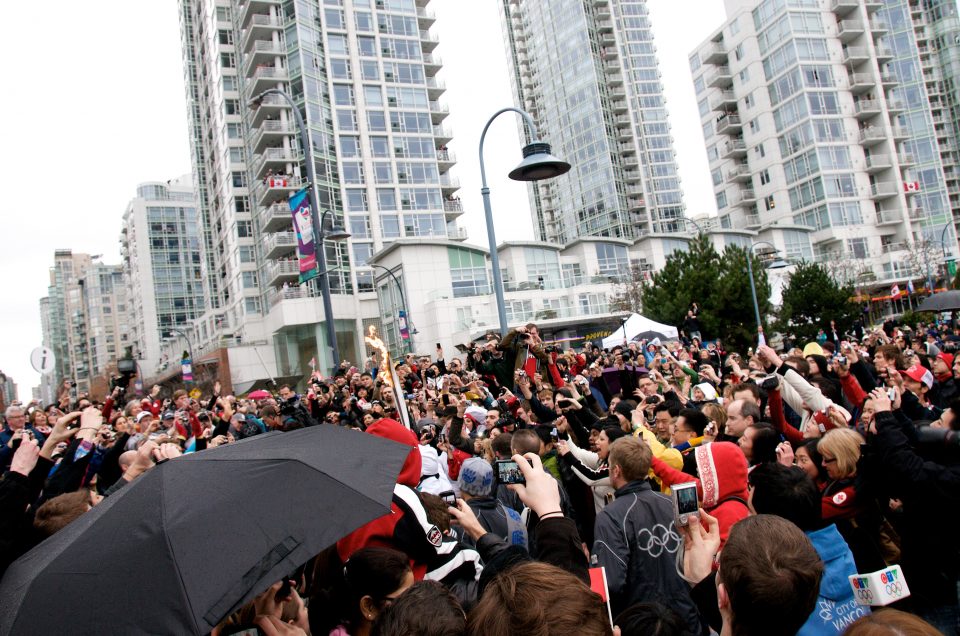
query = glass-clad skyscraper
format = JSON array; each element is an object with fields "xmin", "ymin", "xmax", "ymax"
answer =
[{"xmin": 499, "ymin": 0, "xmax": 685, "ymax": 244}]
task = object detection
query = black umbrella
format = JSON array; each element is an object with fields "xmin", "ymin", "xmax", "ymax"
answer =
[
  {"xmin": 0, "ymin": 426, "xmax": 409, "ymax": 635},
  {"xmin": 917, "ymin": 290, "xmax": 960, "ymax": 312}
]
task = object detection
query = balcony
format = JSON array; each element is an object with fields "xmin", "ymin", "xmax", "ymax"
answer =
[
  {"xmin": 251, "ymin": 119, "xmax": 296, "ymax": 153},
  {"xmin": 256, "ymin": 175, "xmax": 304, "ymax": 207},
  {"xmin": 262, "ymin": 231, "xmax": 297, "ymax": 259},
  {"xmin": 253, "ymin": 147, "xmax": 302, "ymax": 179},
  {"xmin": 858, "ymin": 126, "xmax": 887, "ymax": 145},
  {"xmin": 260, "ymin": 203, "xmax": 293, "ymax": 232},
  {"xmin": 437, "ymin": 149, "xmax": 455, "ymax": 170},
  {"xmin": 831, "ymin": 0, "xmax": 859, "ymax": 15},
  {"xmin": 600, "ymin": 32, "xmax": 616, "ymax": 46},
  {"xmin": 876, "ymin": 208, "xmax": 902, "ymax": 225},
  {"xmin": 709, "ymin": 90, "xmax": 737, "ymax": 111},
  {"xmin": 854, "ymin": 99, "xmax": 883, "ymax": 119},
  {"xmin": 891, "ymin": 126, "xmax": 908, "ymax": 139},
  {"xmin": 433, "ymin": 125, "xmax": 453, "ymax": 145},
  {"xmin": 706, "ymin": 66, "xmax": 733, "ymax": 88},
  {"xmin": 265, "ymin": 260, "xmax": 300, "ymax": 286},
  {"xmin": 882, "ymin": 241, "xmax": 908, "ymax": 254},
  {"xmin": 241, "ymin": 14, "xmax": 283, "ymax": 52},
  {"xmin": 623, "ymin": 155, "xmax": 639, "ymax": 169},
  {"xmin": 607, "ymin": 72, "xmax": 624, "ymax": 86},
  {"xmin": 727, "ymin": 163, "xmax": 752, "ymax": 182},
  {"xmin": 886, "ymin": 99, "xmax": 905, "ymax": 113},
  {"xmin": 250, "ymin": 92, "xmax": 289, "ymax": 126},
  {"xmin": 702, "ymin": 41, "xmax": 728, "ymax": 65},
  {"xmin": 423, "ymin": 53, "xmax": 442, "ymax": 76},
  {"xmin": 429, "ymin": 101, "xmax": 449, "ymax": 124},
  {"xmin": 879, "ymin": 71, "xmax": 898, "ymax": 86},
  {"xmin": 909, "ymin": 207, "xmax": 927, "ymax": 220},
  {"xmin": 838, "ymin": 20, "xmax": 865, "ymax": 43},
  {"xmin": 416, "ymin": 6, "xmax": 436, "ymax": 27},
  {"xmin": 848, "ymin": 72, "xmax": 876, "ymax": 93},
  {"xmin": 609, "ymin": 86, "xmax": 627, "ymax": 101},
  {"xmin": 870, "ymin": 182, "xmax": 899, "ymax": 199},
  {"xmin": 721, "ymin": 139, "xmax": 747, "ymax": 158},
  {"xmin": 426, "ymin": 77, "xmax": 446, "ymax": 99},
  {"xmin": 623, "ymin": 170, "xmax": 641, "ymax": 183},
  {"xmin": 627, "ymin": 194, "xmax": 645, "ymax": 211},
  {"xmin": 419, "ymin": 29, "xmax": 439, "ymax": 52},
  {"xmin": 239, "ymin": 0, "xmax": 282, "ymax": 28},
  {"xmin": 243, "ymin": 39, "xmax": 286, "ymax": 76},
  {"xmin": 874, "ymin": 44, "xmax": 893, "ymax": 62},
  {"xmin": 716, "ymin": 113, "xmax": 742, "ymax": 135},
  {"xmin": 602, "ymin": 46, "xmax": 618, "ymax": 60},
  {"xmin": 443, "ymin": 199, "xmax": 464, "ymax": 219},
  {"xmin": 870, "ymin": 19, "xmax": 888, "ymax": 34},
  {"xmin": 610, "ymin": 99, "xmax": 628, "ymax": 114},
  {"xmin": 447, "ymin": 226, "xmax": 468, "ymax": 241},
  {"xmin": 745, "ymin": 213, "xmax": 762, "ymax": 228},
  {"xmin": 730, "ymin": 188, "xmax": 756, "ymax": 206},
  {"xmin": 619, "ymin": 141, "xmax": 637, "ymax": 154},
  {"xmin": 440, "ymin": 175, "xmax": 460, "ymax": 194},
  {"xmin": 898, "ymin": 152, "xmax": 916, "ymax": 166},
  {"xmin": 842, "ymin": 46, "xmax": 870, "ymax": 66},
  {"xmin": 865, "ymin": 153, "xmax": 892, "ymax": 172},
  {"xmin": 247, "ymin": 65, "xmax": 289, "ymax": 98}
]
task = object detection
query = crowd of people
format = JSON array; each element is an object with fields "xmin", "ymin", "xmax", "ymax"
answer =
[{"xmin": 2, "ymin": 312, "xmax": 959, "ymax": 635}]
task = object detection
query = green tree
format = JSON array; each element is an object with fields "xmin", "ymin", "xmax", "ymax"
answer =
[
  {"xmin": 774, "ymin": 261, "xmax": 860, "ymax": 342},
  {"xmin": 639, "ymin": 235, "xmax": 770, "ymax": 351},
  {"xmin": 709, "ymin": 246, "xmax": 772, "ymax": 351}
]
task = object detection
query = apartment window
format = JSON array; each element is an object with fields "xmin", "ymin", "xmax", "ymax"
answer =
[
  {"xmin": 345, "ymin": 189, "xmax": 368, "ymax": 211},
  {"xmin": 330, "ymin": 58, "xmax": 351, "ymax": 79},
  {"xmin": 449, "ymin": 249, "xmax": 489, "ymax": 298},
  {"xmin": 366, "ymin": 110, "xmax": 386, "ymax": 131},
  {"xmin": 239, "ymin": 246, "xmax": 255, "ymax": 263},
  {"xmin": 689, "ymin": 53, "xmax": 701, "ymax": 72},
  {"xmin": 360, "ymin": 60, "xmax": 379, "ymax": 80},
  {"xmin": 373, "ymin": 162, "xmax": 392, "ymax": 183},
  {"xmin": 357, "ymin": 36, "xmax": 376, "ymax": 57},
  {"xmin": 764, "ymin": 194, "xmax": 776, "ymax": 211},
  {"xmin": 729, "ymin": 17, "xmax": 740, "ymax": 35},
  {"xmin": 218, "ymin": 30, "xmax": 233, "ymax": 45},
  {"xmin": 336, "ymin": 109, "xmax": 357, "ymax": 131},
  {"xmin": 698, "ymin": 98, "xmax": 709, "ymax": 117},
  {"xmin": 348, "ymin": 216, "xmax": 370, "ymax": 238},
  {"xmin": 241, "ymin": 272, "xmax": 258, "ymax": 289},
  {"xmin": 711, "ymin": 168, "xmax": 723, "ymax": 186},
  {"xmin": 755, "ymin": 143, "xmax": 765, "ymax": 158},
  {"xmin": 355, "ymin": 11, "xmax": 373, "ymax": 32},
  {"xmin": 759, "ymin": 169, "xmax": 771, "ymax": 185},
  {"xmin": 327, "ymin": 34, "xmax": 348, "ymax": 56},
  {"xmin": 339, "ymin": 135, "xmax": 361, "ymax": 158},
  {"xmin": 749, "ymin": 118, "xmax": 760, "ymax": 134},
  {"xmin": 220, "ymin": 53, "xmax": 235, "ymax": 68},
  {"xmin": 352, "ymin": 243, "xmax": 373, "ymax": 266},
  {"xmin": 734, "ymin": 43, "xmax": 744, "ymax": 61},
  {"xmin": 333, "ymin": 85, "xmax": 354, "ymax": 106},
  {"xmin": 227, "ymin": 123, "xmax": 241, "ymax": 139},
  {"xmin": 324, "ymin": 8, "xmax": 345, "ymax": 29},
  {"xmin": 223, "ymin": 76, "xmax": 237, "ymax": 92},
  {"xmin": 716, "ymin": 191, "xmax": 728, "ymax": 209},
  {"xmin": 363, "ymin": 85, "xmax": 383, "ymax": 107},
  {"xmin": 370, "ymin": 136, "xmax": 389, "ymax": 157},
  {"xmin": 231, "ymin": 172, "xmax": 246, "ymax": 188},
  {"xmin": 215, "ymin": 6, "xmax": 231, "ymax": 21},
  {"xmin": 245, "ymin": 298, "xmax": 261, "ymax": 314},
  {"xmin": 739, "ymin": 68, "xmax": 750, "ymax": 83},
  {"xmin": 342, "ymin": 162, "xmax": 364, "ymax": 184},
  {"xmin": 377, "ymin": 188, "xmax": 397, "ymax": 210},
  {"xmin": 848, "ymin": 238, "xmax": 868, "ymax": 259},
  {"xmin": 743, "ymin": 92, "xmax": 754, "ymax": 109},
  {"xmin": 595, "ymin": 244, "xmax": 629, "ymax": 277},
  {"xmin": 381, "ymin": 215, "xmax": 400, "ymax": 238}
]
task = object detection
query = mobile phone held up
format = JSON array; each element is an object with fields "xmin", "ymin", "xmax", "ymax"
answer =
[
  {"xmin": 672, "ymin": 481, "xmax": 699, "ymax": 527},
  {"xmin": 495, "ymin": 459, "xmax": 526, "ymax": 485}
]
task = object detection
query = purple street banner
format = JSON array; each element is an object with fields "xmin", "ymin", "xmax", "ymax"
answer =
[
  {"xmin": 398, "ymin": 310, "xmax": 410, "ymax": 341},
  {"xmin": 289, "ymin": 188, "xmax": 319, "ymax": 284},
  {"xmin": 181, "ymin": 358, "xmax": 193, "ymax": 382}
]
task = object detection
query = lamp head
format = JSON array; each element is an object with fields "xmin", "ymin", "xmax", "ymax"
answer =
[
  {"xmin": 508, "ymin": 142, "xmax": 571, "ymax": 182},
  {"xmin": 325, "ymin": 227, "xmax": 352, "ymax": 242}
]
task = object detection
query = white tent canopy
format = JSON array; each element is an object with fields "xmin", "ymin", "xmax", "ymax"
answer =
[{"xmin": 602, "ymin": 313, "xmax": 679, "ymax": 350}]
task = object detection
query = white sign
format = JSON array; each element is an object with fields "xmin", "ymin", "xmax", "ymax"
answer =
[
  {"xmin": 30, "ymin": 347, "xmax": 56, "ymax": 375},
  {"xmin": 849, "ymin": 564, "xmax": 910, "ymax": 606}
]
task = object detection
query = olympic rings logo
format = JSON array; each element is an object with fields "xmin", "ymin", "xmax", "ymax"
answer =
[
  {"xmin": 636, "ymin": 523, "xmax": 681, "ymax": 558},
  {"xmin": 855, "ymin": 588, "xmax": 874, "ymax": 602},
  {"xmin": 885, "ymin": 582, "xmax": 903, "ymax": 596}
]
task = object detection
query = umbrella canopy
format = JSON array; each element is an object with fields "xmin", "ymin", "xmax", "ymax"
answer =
[
  {"xmin": 0, "ymin": 426, "xmax": 409, "ymax": 635},
  {"xmin": 246, "ymin": 389, "xmax": 272, "ymax": 399},
  {"xmin": 917, "ymin": 290, "xmax": 960, "ymax": 312},
  {"xmin": 602, "ymin": 313, "xmax": 679, "ymax": 349}
]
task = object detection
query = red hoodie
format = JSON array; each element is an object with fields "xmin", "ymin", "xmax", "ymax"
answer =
[{"xmin": 651, "ymin": 441, "xmax": 750, "ymax": 548}]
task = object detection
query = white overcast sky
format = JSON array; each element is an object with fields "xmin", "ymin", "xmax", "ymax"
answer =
[{"xmin": 0, "ymin": 0, "xmax": 725, "ymax": 401}]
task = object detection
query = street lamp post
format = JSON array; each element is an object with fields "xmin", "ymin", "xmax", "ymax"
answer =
[
  {"xmin": 745, "ymin": 241, "xmax": 787, "ymax": 337},
  {"xmin": 168, "ymin": 327, "xmax": 194, "ymax": 366},
  {"xmin": 369, "ymin": 263, "xmax": 413, "ymax": 353},
  {"xmin": 249, "ymin": 88, "xmax": 350, "ymax": 374},
  {"xmin": 479, "ymin": 107, "xmax": 571, "ymax": 336}
]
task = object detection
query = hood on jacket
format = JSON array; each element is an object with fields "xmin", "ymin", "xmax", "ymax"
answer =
[
  {"xmin": 367, "ymin": 418, "xmax": 421, "ymax": 488},
  {"xmin": 695, "ymin": 442, "xmax": 748, "ymax": 508},
  {"xmin": 798, "ymin": 524, "xmax": 870, "ymax": 635},
  {"xmin": 417, "ymin": 445, "xmax": 455, "ymax": 496},
  {"xmin": 694, "ymin": 382, "xmax": 718, "ymax": 401}
]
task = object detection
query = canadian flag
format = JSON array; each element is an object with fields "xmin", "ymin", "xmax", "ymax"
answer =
[
  {"xmin": 891, "ymin": 284, "xmax": 901, "ymax": 296},
  {"xmin": 904, "ymin": 181, "xmax": 921, "ymax": 192}
]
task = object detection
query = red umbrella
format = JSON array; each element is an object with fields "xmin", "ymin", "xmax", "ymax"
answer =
[{"xmin": 247, "ymin": 389, "xmax": 272, "ymax": 400}]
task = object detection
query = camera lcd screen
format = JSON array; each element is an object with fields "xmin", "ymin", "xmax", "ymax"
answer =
[
  {"xmin": 496, "ymin": 460, "xmax": 525, "ymax": 485},
  {"xmin": 675, "ymin": 483, "xmax": 699, "ymax": 516}
]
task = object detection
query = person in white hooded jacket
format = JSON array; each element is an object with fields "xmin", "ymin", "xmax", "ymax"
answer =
[
  {"xmin": 417, "ymin": 443, "xmax": 456, "ymax": 499},
  {"xmin": 557, "ymin": 425, "xmax": 628, "ymax": 512}
]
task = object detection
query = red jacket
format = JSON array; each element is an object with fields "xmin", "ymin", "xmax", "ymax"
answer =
[{"xmin": 652, "ymin": 442, "xmax": 750, "ymax": 548}]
